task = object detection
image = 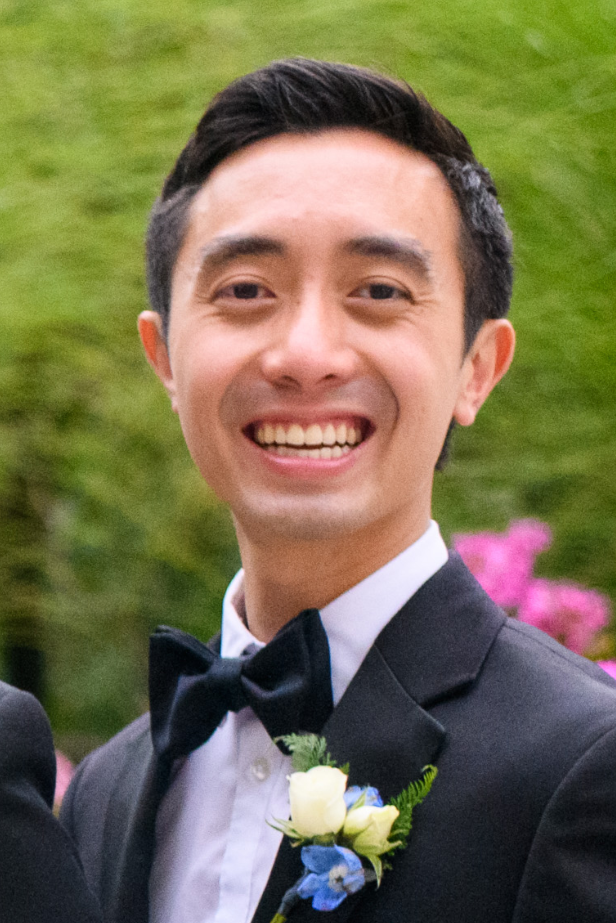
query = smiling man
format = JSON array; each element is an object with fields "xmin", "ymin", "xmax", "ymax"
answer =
[{"xmin": 61, "ymin": 60, "xmax": 616, "ymax": 923}]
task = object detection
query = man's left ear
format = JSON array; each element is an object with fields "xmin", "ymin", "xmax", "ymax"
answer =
[{"xmin": 453, "ymin": 319, "xmax": 515, "ymax": 427}]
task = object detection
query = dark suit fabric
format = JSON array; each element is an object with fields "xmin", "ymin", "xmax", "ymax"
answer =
[
  {"xmin": 0, "ymin": 681, "xmax": 102, "ymax": 923},
  {"xmin": 61, "ymin": 555, "xmax": 616, "ymax": 923}
]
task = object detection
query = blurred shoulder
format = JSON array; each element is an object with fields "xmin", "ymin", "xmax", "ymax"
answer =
[
  {"xmin": 0, "ymin": 681, "xmax": 55, "ymax": 803},
  {"xmin": 0, "ymin": 679, "xmax": 51, "ymax": 727}
]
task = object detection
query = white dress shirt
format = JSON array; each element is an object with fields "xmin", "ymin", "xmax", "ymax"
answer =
[{"xmin": 150, "ymin": 521, "xmax": 448, "ymax": 923}]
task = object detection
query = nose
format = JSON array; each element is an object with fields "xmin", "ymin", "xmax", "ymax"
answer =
[{"xmin": 260, "ymin": 289, "xmax": 357, "ymax": 392}]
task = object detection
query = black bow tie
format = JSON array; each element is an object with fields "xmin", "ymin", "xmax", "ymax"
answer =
[{"xmin": 149, "ymin": 608, "xmax": 333, "ymax": 764}]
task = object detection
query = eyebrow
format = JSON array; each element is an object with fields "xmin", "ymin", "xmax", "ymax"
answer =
[
  {"xmin": 344, "ymin": 236, "xmax": 433, "ymax": 283},
  {"xmin": 196, "ymin": 235, "xmax": 286, "ymax": 272},
  {"xmin": 194, "ymin": 233, "xmax": 433, "ymax": 283}
]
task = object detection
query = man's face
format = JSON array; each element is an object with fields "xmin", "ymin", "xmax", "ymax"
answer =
[{"xmin": 141, "ymin": 130, "xmax": 511, "ymax": 551}]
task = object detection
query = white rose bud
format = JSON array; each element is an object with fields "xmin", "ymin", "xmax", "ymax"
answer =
[
  {"xmin": 343, "ymin": 804, "xmax": 400, "ymax": 855},
  {"xmin": 288, "ymin": 766, "xmax": 348, "ymax": 838}
]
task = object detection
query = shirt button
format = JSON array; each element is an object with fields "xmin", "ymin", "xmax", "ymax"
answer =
[{"xmin": 250, "ymin": 756, "xmax": 270, "ymax": 782}]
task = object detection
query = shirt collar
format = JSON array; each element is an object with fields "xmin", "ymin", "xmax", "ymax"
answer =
[{"xmin": 221, "ymin": 520, "xmax": 448, "ymax": 705}]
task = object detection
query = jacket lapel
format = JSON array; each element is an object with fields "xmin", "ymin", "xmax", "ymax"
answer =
[
  {"xmin": 252, "ymin": 643, "xmax": 445, "ymax": 923},
  {"xmin": 252, "ymin": 554, "xmax": 505, "ymax": 923}
]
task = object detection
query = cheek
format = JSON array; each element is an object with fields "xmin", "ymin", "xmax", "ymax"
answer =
[
  {"xmin": 171, "ymin": 328, "xmax": 234, "ymax": 410},
  {"xmin": 381, "ymin": 344, "xmax": 462, "ymax": 443},
  {"xmin": 379, "ymin": 337, "xmax": 456, "ymax": 404},
  {"xmin": 170, "ymin": 348, "xmax": 227, "ymax": 449}
]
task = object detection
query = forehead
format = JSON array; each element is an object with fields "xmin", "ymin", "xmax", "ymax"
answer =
[{"xmin": 178, "ymin": 129, "xmax": 463, "ymax": 277}]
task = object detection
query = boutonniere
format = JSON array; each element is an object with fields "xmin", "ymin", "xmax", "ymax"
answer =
[{"xmin": 269, "ymin": 734, "xmax": 437, "ymax": 921}]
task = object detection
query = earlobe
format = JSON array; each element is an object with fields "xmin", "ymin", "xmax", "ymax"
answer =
[
  {"xmin": 138, "ymin": 311, "xmax": 178, "ymax": 411},
  {"xmin": 453, "ymin": 319, "xmax": 515, "ymax": 427}
]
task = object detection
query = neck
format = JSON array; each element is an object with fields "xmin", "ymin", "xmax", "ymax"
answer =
[{"xmin": 235, "ymin": 512, "xmax": 430, "ymax": 643}]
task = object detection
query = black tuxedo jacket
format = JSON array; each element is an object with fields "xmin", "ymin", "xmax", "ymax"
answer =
[
  {"xmin": 61, "ymin": 556, "xmax": 616, "ymax": 923},
  {"xmin": 0, "ymin": 681, "xmax": 102, "ymax": 923}
]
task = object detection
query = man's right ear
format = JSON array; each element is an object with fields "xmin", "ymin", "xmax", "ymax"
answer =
[{"xmin": 138, "ymin": 311, "xmax": 178, "ymax": 412}]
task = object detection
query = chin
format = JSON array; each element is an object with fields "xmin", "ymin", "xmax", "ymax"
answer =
[{"xmin": 234, "ymin": 495, "xmax": 376, "ymax": 544}]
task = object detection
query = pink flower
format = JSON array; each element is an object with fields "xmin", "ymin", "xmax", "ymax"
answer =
[
  {"xmin": 54, "ymin": 750, "xmax": 74, "ymax": 811},
  {"xmin": 518, "ymin": 580, "xmax": 611, "ymax": 655},
  {"xmin": 598, "ymin": 661, "xmax": 616, "ymax": 681},
  {"xmin": 453, "ymin": 520, "xmax": 552, "ymax": 609},
  {"xmin": 454, "ymin": 519, "xmax": 613, "ymax": 658}
]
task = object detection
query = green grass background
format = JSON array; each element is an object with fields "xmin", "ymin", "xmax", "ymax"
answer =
[{"xmin": 1, "ymin": 0, "xmax": 614, "ymax": 750}]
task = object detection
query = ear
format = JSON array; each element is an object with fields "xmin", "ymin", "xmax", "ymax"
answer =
[
  {"xmin": 453, "ymin": 319, "xmax": 515, "ymax": 427},
  {"xmin": 138, "ymin": 311, "xmax": 178, "ymax": 412}
]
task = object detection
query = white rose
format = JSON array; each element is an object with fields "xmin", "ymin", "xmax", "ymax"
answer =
[
  {"xmin": 342, "ymin": 804, "xmax": 399, "ymax": 854},
  {"xmin": 288, "ymin": 766, "xmax": 348, "ymax": 837}
]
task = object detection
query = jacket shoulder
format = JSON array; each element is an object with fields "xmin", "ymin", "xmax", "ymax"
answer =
[
  {"xmin": 60, "ymin": 713, "xmax": 153, "ymax": 893},
  {"xmin": 62, "ymin": 713, "xmax": 152, "ymax": 827},
  {"xmin": 495, "ymin": 616, "xmax": 616, "ymax": 721}
]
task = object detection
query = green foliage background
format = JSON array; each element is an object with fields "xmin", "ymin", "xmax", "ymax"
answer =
[{"xmin": 1, "ymin": 0, "xmax": 614, "ymax": 752}]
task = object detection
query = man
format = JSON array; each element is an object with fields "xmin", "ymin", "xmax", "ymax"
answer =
[
  {"xmin": 0, "ymin": 680, "xmax": 102, "ymax": 922},
  {"xmin": 61, "ymin": 59, "xmax": 616, "ymax": 922}
]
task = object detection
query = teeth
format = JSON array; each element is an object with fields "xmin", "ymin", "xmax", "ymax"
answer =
[
  {"xmin": 322, "ymin": 424, "xmax": 336, "ymax": 446},
  {"xmin": 287, "ymin": 423, "xmax": 305, "ymax": 446},
  {"xmin": 305, "ymin": 424, "xmax": 323, "ymax": 446},
  {"xmin": 267, "ymin": 445, "xmax": 347, "ymax": 459},
  {"xmin": 256, "ymin": 421, "xmax": 364, "ymax": 452}
]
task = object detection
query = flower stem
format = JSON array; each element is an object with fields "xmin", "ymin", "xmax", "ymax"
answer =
[{"xmin": 269, "ymin": 879, "xmax": 305, "ymax": 923}]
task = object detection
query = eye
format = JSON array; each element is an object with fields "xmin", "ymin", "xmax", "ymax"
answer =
[
  {"xmin": 215, "ymin": 281, "xmax": 274, "ymax": 300},
  {"xmin": 351, "ymin": 282, "xmax": 411, "ymax": 301}
]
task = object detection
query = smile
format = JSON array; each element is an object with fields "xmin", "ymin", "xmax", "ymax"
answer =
[{"xmin": 250, "ymin": 420, "xmax": 368, "ymax": 459}]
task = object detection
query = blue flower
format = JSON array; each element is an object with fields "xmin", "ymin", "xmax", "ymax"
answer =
[
  {"xmin": 344, "ymin": 785, "xmax": 384, "ymax": 810},
  {"xmin": 297, "ymin": 845, "xmax": 366, "ymax": 911}
]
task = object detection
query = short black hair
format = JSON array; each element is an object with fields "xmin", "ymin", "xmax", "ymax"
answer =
[{"xmin": 146, "ymin": 57, "xmax": 513, "ymax": 353}]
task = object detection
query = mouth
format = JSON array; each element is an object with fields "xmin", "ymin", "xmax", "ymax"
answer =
[{"xmin": 246, "ymin": 419, "xmax": 372, "ymax": 459}]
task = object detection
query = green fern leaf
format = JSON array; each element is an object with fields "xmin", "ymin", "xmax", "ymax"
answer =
[
  {"xmin": 277, "ymin": 733, "xmax": 339, "ymax": 772},
  {"xmin": 388, "ymin": 765, "xmax": 438, "ymax": 852}
]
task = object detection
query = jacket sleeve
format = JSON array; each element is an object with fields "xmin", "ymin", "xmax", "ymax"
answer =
[
  {"xmin": 0, "ymin": 682, "xmax": 103, "ymax": 923},
  {"xmin": 513, "ymin": 722, "xmax": 616, "ymax": 923}
]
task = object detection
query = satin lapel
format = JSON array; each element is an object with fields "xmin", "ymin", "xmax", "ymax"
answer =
[
  {"xmin": 251, "ymin": 555, "xmax": 506, "ymax": 923},
  {"xmin": 251, "ymin": 644, "xmax": 445, "ymax": 923}
]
